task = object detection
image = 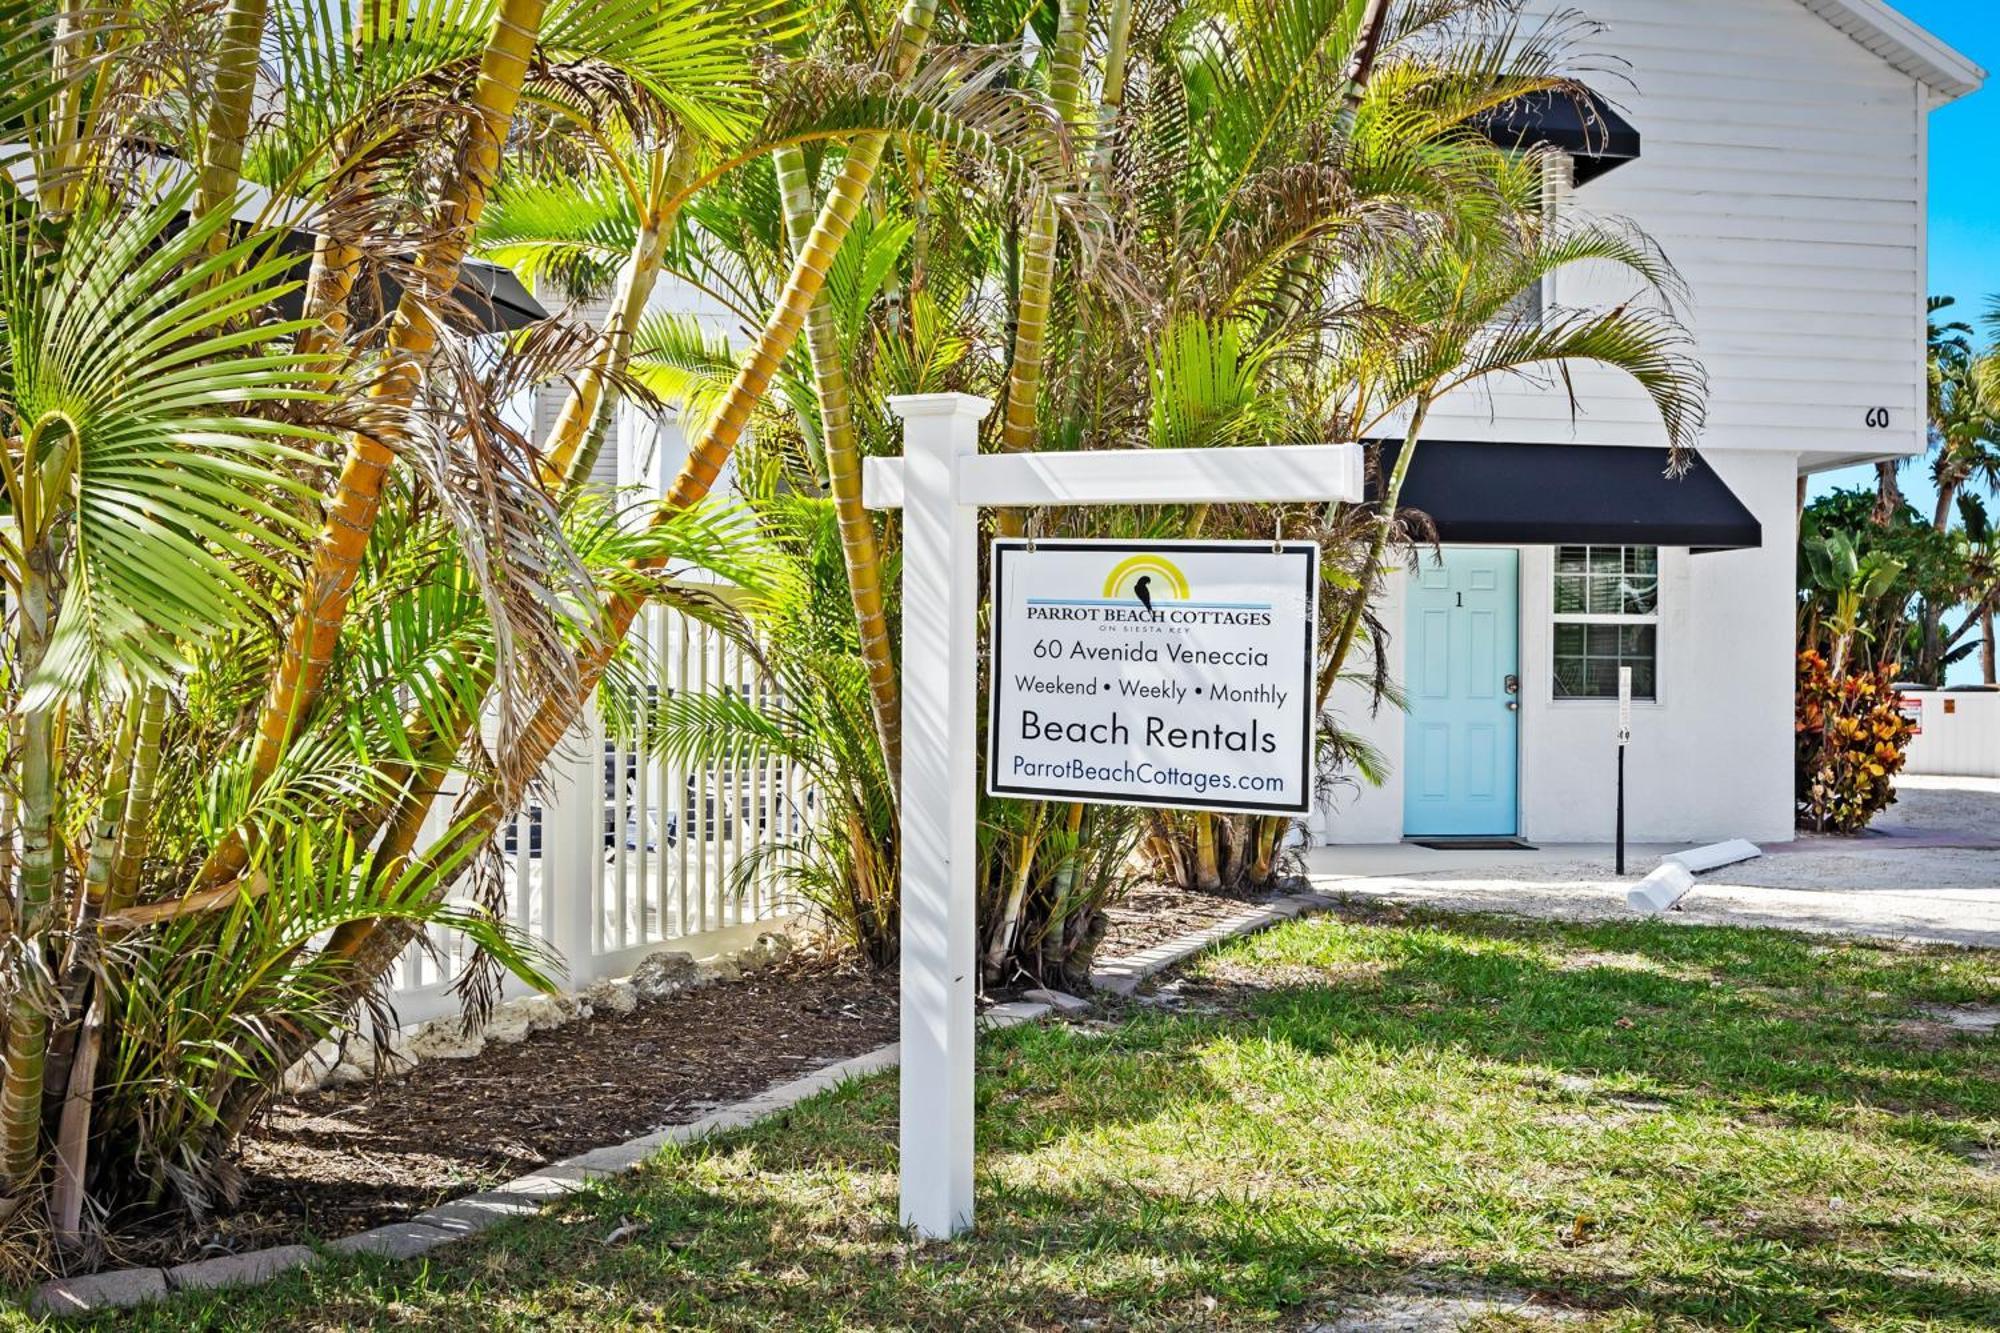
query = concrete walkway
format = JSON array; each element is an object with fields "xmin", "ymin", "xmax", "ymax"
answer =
[{"xmin": 1304, "ymin": 776, "xmax": 2000, "ymax": 949}]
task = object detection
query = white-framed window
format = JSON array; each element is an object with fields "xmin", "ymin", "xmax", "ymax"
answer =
[
  {"xmin": 1553, "ymin": 545, "xmax": 1658, "ymax": 700},
  {"xmin": 1500, "ymin": 151, "xmax": 1572, "ymax": 325}
]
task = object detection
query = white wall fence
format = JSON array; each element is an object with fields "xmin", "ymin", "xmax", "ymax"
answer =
[
  {"xmin": 382, "ymin": 597, "xmax": 805, "ymax": 1029},
  {"xmin": 1902, "ymin": 688, "xmax": 2000, "ymax": 780}
]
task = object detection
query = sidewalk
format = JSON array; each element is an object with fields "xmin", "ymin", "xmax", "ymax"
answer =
[{"xmin": 1304, "ymin": 777, "xmax": 2000, "ymax": 949}]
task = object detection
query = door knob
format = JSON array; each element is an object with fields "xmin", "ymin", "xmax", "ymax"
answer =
[
  {"xmin": 1505, "ymin": 701, "xmax": 1519, "ymax": 712},
  {"xmin": 1504, "ymin": 674, "xmax": 1520, "ymax": 694}
]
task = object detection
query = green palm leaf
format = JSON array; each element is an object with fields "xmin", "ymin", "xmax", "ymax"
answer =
[{"xmin": 3, "ymin": 184, "xmax": 329, "ymax": 703}]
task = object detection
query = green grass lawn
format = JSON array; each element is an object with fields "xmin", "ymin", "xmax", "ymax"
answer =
[{"xmin": 35, "ymin": 905, "xmax": 2000, "ymax": 1331}]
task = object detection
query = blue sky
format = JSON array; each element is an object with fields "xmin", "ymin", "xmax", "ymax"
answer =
[
  {"xmin": 1808, "ymin": 3, "xmax": 1993, "ymax": 680},
  {"xmin": 1894, "ymin": 2, "xmax": 1998, "ymax": 339}
]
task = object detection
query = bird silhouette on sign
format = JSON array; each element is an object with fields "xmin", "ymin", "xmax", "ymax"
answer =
[{"xmin": 1134, "ymin": 575, "xmax": 1155, "ymax": 614}]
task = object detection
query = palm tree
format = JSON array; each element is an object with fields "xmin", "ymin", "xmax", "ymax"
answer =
[
  {"xmin": 0, "ymin": 0, "xmax": 792, "ymax": 1242},
  {"xmin": 1316, "ymin": 187, "xmax": 1707, "ymax": 709},
  {"xmin": 773, "ymin": 143, "xmax": 905, "ymax": 779},
  {"xmin": 661, "ymin": 0, "xmax": 941, "ymax": 513},
  {"xmin": 216, "ymin": 0, "xmax": 785, "ymax": 887},
  {"xmin": 0, "ymin": 183, "xmax": 340, "ymax": 1196},
  {"xmin": 1927, "ymin": 304, "xmax": 2000, "ymax": 532}
]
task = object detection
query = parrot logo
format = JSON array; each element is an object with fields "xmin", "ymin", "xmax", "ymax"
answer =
[{"xmin": 1102, "ymin": 554, "xmax": 1189, "ymax": 615}]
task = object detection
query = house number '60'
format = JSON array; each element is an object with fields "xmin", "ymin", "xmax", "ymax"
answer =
[{"xmin": 1864, "ymin": 407, "xmax": 1892, "ymax": 428}]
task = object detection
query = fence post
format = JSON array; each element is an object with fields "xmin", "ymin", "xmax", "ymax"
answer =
[
  {"xmin": 885, "ymin": 392, "xmax": 992, "ymax": 1240},
  {"xmin": 541, "ymin": 703, "xmax": 603, "ymax": 989}
]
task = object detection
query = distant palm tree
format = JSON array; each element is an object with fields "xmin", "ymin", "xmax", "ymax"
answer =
[
  {"xmin": 1895, "ymin": 294, "xmax": 1984, "ymax": 516},
  {"xmin": 1928, "ymin": 345, "xmax": 2000, "ymax": 532}
]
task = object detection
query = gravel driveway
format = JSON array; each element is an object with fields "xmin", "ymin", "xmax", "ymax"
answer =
[{"xmin": 1304, "ymin": 776, "xmax": 2000, "ymax": 948}]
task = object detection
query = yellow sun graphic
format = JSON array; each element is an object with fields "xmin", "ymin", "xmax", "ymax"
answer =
[{"xmin": 1102, "ymin": 554, "xmax": 1191, "ymax": 602}]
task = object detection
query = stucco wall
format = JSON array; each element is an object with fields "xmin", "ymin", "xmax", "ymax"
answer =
[{"xmin": 1317, "ymin": 448, "xmax": 1800, "ymax": 846}]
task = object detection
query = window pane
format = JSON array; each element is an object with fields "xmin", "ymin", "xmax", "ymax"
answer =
[
  {"xmin": 1625, "ymin": 547, "xmax": 1659, "ymax": 576},
  {"xmin": 1588, "ymin": 547, "xmax": 1623, "ymax": 574},
  {"xmin": 1554, "ymin": 576, "xmax": 1587, "ymax": 614},
  {"xmin": 1556, "ymin": 546, "xmax": 1589, "ymax": 574},
  {"xmin": 1550, "ymin": 618, "xmax": 1658, "ymax": 700},
  {"xmin": 1586, "ymin": 575, "xmax": 1626, "ymax": 614},
  {"xmin": 1619, "ymin": 578, "xmax": 1658, "ymax": 615}
]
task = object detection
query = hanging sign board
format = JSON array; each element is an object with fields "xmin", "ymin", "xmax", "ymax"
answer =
[{"xmin": 987, "ymin": 539, "xmax": 1319, "ymax": 815}]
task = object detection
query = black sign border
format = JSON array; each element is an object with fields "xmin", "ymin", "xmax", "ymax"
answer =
[{"xmin": 985, "ymin": 538, "xmax": 1320, "ymax": 816}]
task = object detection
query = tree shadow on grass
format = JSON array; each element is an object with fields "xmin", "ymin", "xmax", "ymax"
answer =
[
  {"xmin": 95, "ymin": 915, "xmax": 2000, "ymax": 1331},
  {"xmin": 1193, "ymin": 913, "xmax": 2000, "ymax": 1129},
  {"xmin": 112, "ymin": 1143, "xmax": 2000, "ymax": 1333}
]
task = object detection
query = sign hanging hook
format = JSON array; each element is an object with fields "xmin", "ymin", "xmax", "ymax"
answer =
[
  {"xmin": 1272, "ymin": 512, "xmax": 1284, "ymax": 554},
  {"xmin": 1025, "ymin": 510, "xmax": 1040, "ymax": 553}
]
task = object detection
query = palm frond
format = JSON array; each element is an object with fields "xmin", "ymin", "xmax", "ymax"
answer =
[{"xmin": 2, "ymin": 183, "xmax": 330, "ymax": 703}]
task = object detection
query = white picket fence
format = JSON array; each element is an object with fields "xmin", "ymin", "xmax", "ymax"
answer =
[{"xmin": 382, "ymin": 596, "xmax": 806, "ymax": 1028}]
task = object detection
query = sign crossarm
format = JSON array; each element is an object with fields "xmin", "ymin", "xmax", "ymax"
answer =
[{"xmin": 864, "ymin": 444, "xmax": 1362, "ymax": 512}]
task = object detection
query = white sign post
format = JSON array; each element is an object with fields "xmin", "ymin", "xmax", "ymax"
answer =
[
  {"xmin": 988, "ymin": 540, "xmax": 1319, "ymax": 815},
  {"xmin": 867, "ymin": 394, "xmax": 1362, "ymax": 1239}
]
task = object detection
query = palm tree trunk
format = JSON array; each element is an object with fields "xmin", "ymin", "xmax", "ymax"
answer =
[
  {"xmin": 106, "ymin": 688, "xmax": 168, "ymax": 914},
  {"xmin": 39, "ymin": 692, "xmax": 142, "ymax": 1124},
  {"xmin": 774, "ymin": 144, "xmax": 902, "ymax": 783},
  {"xmin": 81, "ymin": 694, "xmax": 143, "ymax": 913},
  {"xmin": 544, "ymin": 140, "xmax": 699, "ymax": 490},
  {"xmin": 46, "ymin": 687, "xmax": 165, "ymax": 1228},
  {"xmin": 195, "ymin": 0, "xmax": 269, "ymax": 256},
  {"xmin": 1193, "ymin": 814, "xmax": 1221, "ymax": 892},
  {"xmin": 1333, "ymin": 0, "xmax": 1393, "ymax": 131},
  {"xmin": 1001, "ymin": 0, "xmax": 1091, "ymax": 452},
  {"xmin": 49, "ymin": 1000, "xmax": 99, "ymax": 1246},
  {"xmin": 201, "ymin": 0, "xmax": 549, "ymax": 889},
  {"xmin": 1984, "ymin": 605, "xmax": 1997, "ymax": 686},
  {"xmin": 982, "ymin": 847, "xmax": 1038, "ymax": 984},
  {"xmin": 292, "ymin": 7, "xmax": 382, "ymax": 370},
  {"xmin": 1249, "ymin": 815, "xmax": 1281, "ymax": 886},
  {"xmin": 1318, "ymin": 401, "xmax": 1431, "ymax": 710},
  {"xmin": 995, "ymin": 0, "xmax": 1090, "ymax": 540},
  {"xmin": 295, "ymin": 231, "xmax": 365, "ymax": 370},
  {"xmin": 662, "ymin": 0, "xmax": 939, "ymax": 513},
  {"xmin": 1091, "ymin": 0, "xmax": 1134, "ymax": 197},
  {"xmin": 1874, "ymin": 459, "xmax": 1902, "ymax": 518},
  {"xmin": 1934, "ymin": 479, "xmax": 1960, "ymax": 533},
  {"xmin": 2, "ymin": 546, "xmax": 61, "ymax": 1190}
]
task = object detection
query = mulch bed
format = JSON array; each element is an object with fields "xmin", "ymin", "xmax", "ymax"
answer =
[
  {"xmin": 1097, "ymin": 878, "xmax": 1297, "ymax": 961},
  {"xmin": 103, "ymin": 877, "xmax": 1262, "ymax": 1271},
  {"xmin": 109, "ymin": 954, "xmax": 898, "ymax": 1270}
]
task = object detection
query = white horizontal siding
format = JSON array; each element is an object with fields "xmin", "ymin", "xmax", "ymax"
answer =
[{"xmin": 1427, "ymin": 0, "xmax": 1929, "ymax": 464}]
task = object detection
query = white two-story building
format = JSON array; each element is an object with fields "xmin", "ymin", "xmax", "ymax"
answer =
[{"xmin": 1321, "ymin": 0, "xmax": 1983, "ymax": 847}]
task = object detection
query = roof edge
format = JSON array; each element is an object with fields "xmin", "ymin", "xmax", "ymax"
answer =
[{"xmin": 1795, "ymin": 0, "xmax": 1986, "ymax": 103}]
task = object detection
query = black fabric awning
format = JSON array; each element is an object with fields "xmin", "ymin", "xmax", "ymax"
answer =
[
  {"xmin": 268, "ymin": 229, "xmax": 548, "ymax": 334},
  {"xmin": 1473, "ymin": 88, "xmax": 1642, "ymax": 184},
  {"xmin": 1365, "ymin": 439, "xmax": 1762, "ymax": 553}
]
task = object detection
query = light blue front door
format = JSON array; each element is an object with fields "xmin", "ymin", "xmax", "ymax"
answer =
[{"xmin": 1404, "ymin": 549, "xmax": 1520, "ymax": 837}]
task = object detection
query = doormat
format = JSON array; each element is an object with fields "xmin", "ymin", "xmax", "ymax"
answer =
[{"xmin": 1409, "ymin": 838, "xmax": 1538, "ymax": 851}]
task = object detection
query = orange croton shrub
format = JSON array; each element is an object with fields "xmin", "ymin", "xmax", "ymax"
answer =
[{"xmin": 1795, "ymin": 650, "xmax": 1915, "ymax": 833}]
